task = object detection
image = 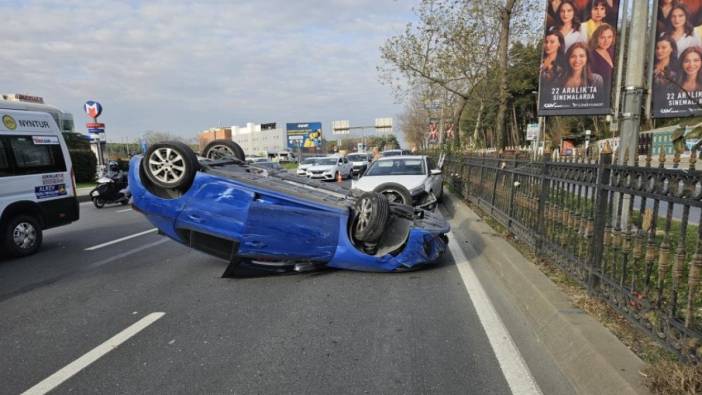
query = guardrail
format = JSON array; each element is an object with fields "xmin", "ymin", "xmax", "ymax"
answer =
[{"xmin": 442, "ymin": 149, "xmax": 702, "ymax": 363}]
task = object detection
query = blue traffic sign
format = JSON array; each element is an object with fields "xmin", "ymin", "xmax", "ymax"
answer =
[{"xmin": 88, "ymin": 128, "xmax": 105, "ymax": 134}]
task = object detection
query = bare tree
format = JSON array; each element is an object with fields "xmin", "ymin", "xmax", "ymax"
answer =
[{"xmin": 379, "ymin": 0, "xmax": 500, "ymax": 147}]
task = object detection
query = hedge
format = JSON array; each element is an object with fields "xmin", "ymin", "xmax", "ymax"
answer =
[{"xmin": 69, "ymin": 149, "xmax": 97, "ymax": 183}]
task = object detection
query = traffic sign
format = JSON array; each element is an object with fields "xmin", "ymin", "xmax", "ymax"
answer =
[
  {"xmin": 84, "ymin": 101, "xmax": 103, "ymax": 118},
  {"xmin": 88, "ymin": 128, "xmax": 105, "ymax": 134},
  {"xmin": 526, "ymin": 123, "xmax": 539, "ymax": 141},
  {"xmin": 86, "ymin": 122, "xmax": 105, "ymax": 129}
]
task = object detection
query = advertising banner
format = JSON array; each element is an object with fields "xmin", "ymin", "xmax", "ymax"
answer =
[
  {"xmin": 538, "ymin": 0, "xmax": 620, "ymax": 115},
  {"xmin": 652, "ymin": 1, "xmax": 702, "ymax": 118},
  {"xmin": 286, "ymin": 122, "xmax": 322, "ymax": 150}
]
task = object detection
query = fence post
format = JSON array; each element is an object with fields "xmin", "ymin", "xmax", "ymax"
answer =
[
  {"xmin": 478, "ymin": 154, "xmax": 486, "ymax": 203},
  {"xmin": 588, "ymin": 148, "xmax": 613, "ymax": 294},
  {"xmin": 507, "ymin": 167, "xmax": 516, "ymax": 230},
  {"xmin": 491, "ymin": 158, "xmax": 500, "ymax": 213},
  {"xmin": 536, "ymin": 154, "xmax": 551, "ymax": 255}
]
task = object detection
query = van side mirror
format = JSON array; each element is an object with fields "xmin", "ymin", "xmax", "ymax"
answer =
[{"xmin": 431, "ymin": 169, "xmax": 442, "ymax": 175}]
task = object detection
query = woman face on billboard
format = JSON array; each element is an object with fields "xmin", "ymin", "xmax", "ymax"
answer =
[
  {"xmin": 591, "ymin": 3, "xmax": 607, "ymax": 23},
  {"xmin": 568, "ymin": 46, "xmax": 587, "ymax": 74},
  {"xmin": 596, "ymin": 26, "xmax": 614, "ymax": 50},
  {"xmin": 655, "ymin": 39, "xmax": 674, "ymax": 63},
  {"xmin": 670, "ymin": 7, "xmax": 688, "ymax": 33},
  {"xmin": 682, "ymin": 49, "xmax": 702, "ymax": 81},
  {"xmin": 544, "ymin": 33, "xmax": 562, "ymax": 56},
  {"xmin": 559, "ymin": 2, "xmax": 575, "ymax": 25}
]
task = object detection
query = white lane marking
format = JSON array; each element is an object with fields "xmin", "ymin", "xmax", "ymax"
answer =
[
  {"xmin": 84, "ymin": 228, "xmax": 157, "ymax": 251},
  {"xmin": 116, "ymin": 208, "xmax": 133, "ymax": 213},
  {"xmin": 21, "ymin": 312, "xmax": 165, "ymax": 395},
  {"xmin": 447, "ymin": 232, "xmax": 542, "ymax": 395}
]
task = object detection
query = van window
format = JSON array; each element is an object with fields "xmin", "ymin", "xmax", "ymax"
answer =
[
  {"xmin": 0, "ymin": 140, "xmax": 9, "ymax": 175},
  {"xmin": 6, "ymin": 136, "xmax": 66, "ymax": 175}
]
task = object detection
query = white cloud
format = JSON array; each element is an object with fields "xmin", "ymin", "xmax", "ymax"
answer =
[{"xmin": 0, "ymin": 0, "xmax": 416, "ymax": 143}]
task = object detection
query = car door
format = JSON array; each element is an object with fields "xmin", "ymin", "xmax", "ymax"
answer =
[
  {"xmin": 426, "ymin": 157, "xmax": 442, "ymax": 194},
  {"xmin": 342, "ymin": 157, "xmax": 351, "ymax": 176}
]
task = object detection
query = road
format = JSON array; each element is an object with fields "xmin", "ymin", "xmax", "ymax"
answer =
[{"xmin": 0, "ymin": 200, "xmax": 574, "ymax": 394}]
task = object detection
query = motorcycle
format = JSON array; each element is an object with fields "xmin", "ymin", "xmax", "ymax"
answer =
[{"xmin": 90, "ymin": 175, "xmax": 131, "ymax": 208}]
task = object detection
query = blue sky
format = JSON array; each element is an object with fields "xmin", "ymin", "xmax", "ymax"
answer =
[{"xmin": 0, "ymin": 0, "xmax": 417, "ymax": 143}]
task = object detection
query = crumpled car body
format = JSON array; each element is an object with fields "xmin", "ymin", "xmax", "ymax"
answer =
[{"xmin": 128, "ymin": 156, "xmax": 449, "ymax": 272}]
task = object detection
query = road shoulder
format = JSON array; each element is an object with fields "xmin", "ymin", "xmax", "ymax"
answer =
[{"xmin": 442, "ymin": 191, "xmax": 649, "ymax": 395}]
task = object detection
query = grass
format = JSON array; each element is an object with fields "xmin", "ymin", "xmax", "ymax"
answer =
[
  {"xmin": 76, "ymin": 182, "xmax": 96, "ymax": 189},
  {"xmin": 448, "ymin": 183, "xmax": 701, "ymax": 394}
]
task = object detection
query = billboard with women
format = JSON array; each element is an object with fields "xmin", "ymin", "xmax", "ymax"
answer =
[
  {"xmin": 652, "ymin": 1, "xmax": 702, "ymax": 118},
  {"xmin": 538, "ymin": 0, "xmax": 620, "ymax": 116}
]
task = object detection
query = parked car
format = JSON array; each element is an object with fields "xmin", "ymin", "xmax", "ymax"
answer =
[
  {"xmin": 347, "ymin": 152, "xmax": 372, "ymax": 177},
  {"xmin": 250, "ymin": 161, "xmax": 283, "ymax": 171},
  {"xmin": 246, "ymin": 156, "xmax": 269, "ymax": 164},
  {"xmin": 351, "ymin": 155, "xmax": 443, "ymax": 209},
  {"xmin": 381, "ymin": 149, "xmax": 411, "ymax": 157},
  {"xmin": 297, "ymin": 156, "xmax": 323, "ymax": 176},
  {"xmin": 129, "ymin": 140, "xmax": 449, "ymax": 273},
  {"xmin": 306, "ymin": 156, "xmax": 353, "ymax": 181}
]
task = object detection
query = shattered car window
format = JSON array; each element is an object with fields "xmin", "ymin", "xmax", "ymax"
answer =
[{"xmin": 366, "ymin": 159, "xmax": 426, "ymax": 176}]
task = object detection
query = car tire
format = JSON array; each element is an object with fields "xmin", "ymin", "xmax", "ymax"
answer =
[
  {"xmin": 373, "ymin": 182, "xmax": 413, "ymax": 206},
  {"xmin": 3, "ymin": 214, "xmax": 43, "ymax": 257},
  {"xmin": 202, "ymin": 139, "xmax": 245, "ymax": 161},
  {"xmin": 93, "ymin": 197, "xmax": 105, "ymax": 208},
  {"xmin": 142, "ymin": 141, "xmax": 200, "ymax": 193},
  {"xmin": 436, "ymin": 183, "xmax": 444, "ymax": 202},
  {"xmin": 352, "ymin": 192, "xmax": 389, "ymax": 243}
]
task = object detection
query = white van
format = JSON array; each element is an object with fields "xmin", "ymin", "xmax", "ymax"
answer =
[{"xmin": 0, "ymin": 108, "xmax": 79, "ymax": 257}]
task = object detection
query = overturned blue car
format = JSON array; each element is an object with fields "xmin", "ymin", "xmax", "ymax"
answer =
[{"xmin": 129, "ymin": 140, "xmax": 449, "ymax": 274}]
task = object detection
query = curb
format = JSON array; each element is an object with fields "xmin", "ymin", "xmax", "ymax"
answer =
[
  {"xmin": 442, "ymin": 191, "xmax": 649, "ymax": 395},
  {"xmin": 78, "ymin": 194, "xmax": 91, "ymax": 203}
]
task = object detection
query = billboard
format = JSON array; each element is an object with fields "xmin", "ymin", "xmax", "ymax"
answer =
[
  {"xmin": 652, "ymin": 1, "xmax": 702, "ymax": 118},
  {"xmin": 287, "ymin": 122, "xmax": 322, "ymax": 150},
  {"xmin": 537, "ymin": 0, "xmax": 620, "ymax": 116}
]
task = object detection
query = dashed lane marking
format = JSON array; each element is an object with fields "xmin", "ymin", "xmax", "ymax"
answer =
[
  {"xmin": 21, "ymin": 312, "xmax": 166, "ymax": 395},
  {"xmin": 84, "ymin": 228, "xmax": 158, "ymax": 251}
]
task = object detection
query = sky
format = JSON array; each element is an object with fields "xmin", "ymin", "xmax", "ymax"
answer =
[{"xmin": 0, "ymin": 0, "xmax": 417, "ymax": 144}]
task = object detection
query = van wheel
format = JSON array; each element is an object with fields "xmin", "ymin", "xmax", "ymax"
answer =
[
  {"xmin": 3, "ymin": 215, "xmax": 43, "ymax": 257},
  {"xmin": 202, "ymin": 140, "xmax": 245, "ymax": 161},
  {"xmin": 142, "ymin": 141, "xmax": 199, "ymax": 193},
  {"xmin": 352, "ymin": 192, "xmax": 389, "ymax": 243}
]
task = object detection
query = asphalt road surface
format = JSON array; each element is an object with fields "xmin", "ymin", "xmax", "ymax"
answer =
[{"xmin": 0, "ymin": 201, "xmax": 571, "ymax": 394}]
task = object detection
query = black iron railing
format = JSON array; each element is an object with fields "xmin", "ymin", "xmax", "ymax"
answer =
[{"xmin": 443, "ymin": 149, "xmax": 702, "ymax": 363}]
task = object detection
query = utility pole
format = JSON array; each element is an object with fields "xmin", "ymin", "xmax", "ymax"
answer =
[
  {"xmin": 611, "ymin": 0, "xmax": 629, "ymax": 135},
  {"xmin": 618, "ymin": 0, "xmax": 649, "ymax": 166}
]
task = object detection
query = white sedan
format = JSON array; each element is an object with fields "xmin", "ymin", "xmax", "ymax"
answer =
[
  {"xmin": 351, "ymin": 155, "xmax": 443, "ymax": 208},
  {"xmin": 306, "ymin": 156, "xmax": 353, "ymax": 181}
]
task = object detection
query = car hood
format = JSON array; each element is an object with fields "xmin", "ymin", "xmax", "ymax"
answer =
[
  {"xmin": 353, "ymin": 175, "xmax": 427, "ymax": 193},
  {"xmin": 308, "ymin": 165, "xmax": 335, "ymax": 172}
]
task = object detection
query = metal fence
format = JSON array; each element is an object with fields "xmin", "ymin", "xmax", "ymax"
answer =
[{"xmin": 443, "ymin": 149, "xmax": 702, "ymax": 363}]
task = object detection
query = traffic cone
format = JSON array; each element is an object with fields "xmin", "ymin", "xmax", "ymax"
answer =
[{"xmin": 337, "ymin": 171, "xmax": 343, "ymax": 183}]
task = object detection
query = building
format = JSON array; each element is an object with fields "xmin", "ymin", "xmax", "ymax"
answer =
[
  {"xmin": 198, "ymin": 122, "xmax": 289, "ymax": 157},
  {"xmin": 198, "ymin": 127, "xmax": 232, "ymax": 153},
  {"xmin": 230, "ymin": 122, "xmax": 287, "ymax": 157}
]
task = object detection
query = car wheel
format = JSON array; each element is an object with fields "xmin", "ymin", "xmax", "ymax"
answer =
[
  {"xmin": 352, "ymin": 192, "xmax": 389, "ymax": 243},
  {"xmin": 373, "ymin": 182, "xmax": 413, "ymax": 206},
  {"xmin": 3, "ymin": 215, "xmax": 43, "ymax": 257},
  {"xmin": 202, "ymin": 139, "xmax": 245, "ymax": 161},
  {"xmin": 142, "ymin": 141, "xmax": 200, "ymax": 192},
  {"xmin": 436, "ymin": 183, "xmax": 444, "ymax": 202},
  {"xmin": 93, "ymin": 197, "xmax": 105, "ymax": 208}
]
